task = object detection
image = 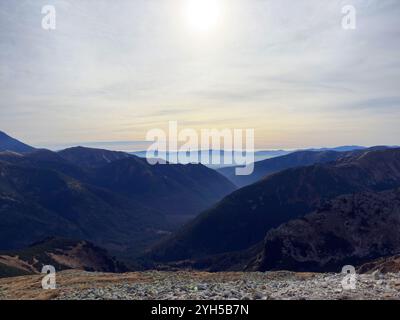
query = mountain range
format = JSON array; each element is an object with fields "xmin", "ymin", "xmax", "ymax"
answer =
[
  {"xmin": 0, "ymin": 132, "xmax": 235, "ymax": 260},
  {"xmin": 132, "ymin": 147, "xmax": 367, "ymax": 170},
  {"xmin": 131, "ymin": 150, "xmax": 292, "ymax": 169},
  {"xmin": 217, "ymin": 146, "xmax": 388, "ymax": 188},
  {"xmin": 2, "ymin": 130, "xmax": 400, "ymax": 274},
  {"xmin": 149, "ymin": 148, "xmax": 400, "ymax": 270}
]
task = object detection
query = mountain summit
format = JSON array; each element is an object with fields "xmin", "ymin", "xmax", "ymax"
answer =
[{"xmin": 0, "ymin": 131, "xmax": 35, "ymax": 153}]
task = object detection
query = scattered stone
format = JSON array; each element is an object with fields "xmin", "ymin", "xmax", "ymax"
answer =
[
  {"xmin": 372, "ymin": 270, "xmax": 384, "ymax": 280},
  {"xmin": 1, "ymin": 270, "xmax": 399, "ymax": 300},
  {"xmin": 197, "ymin": 284, "xmax": 207, "ymax": 291},
  {"xmin": 252, "ymin": 292, "xmax": 263, "ymax": 300}
]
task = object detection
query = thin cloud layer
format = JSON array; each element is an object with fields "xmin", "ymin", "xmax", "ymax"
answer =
[{"xmin": 0, "ymin": 0, "xmax": 399, "ymax": 149}]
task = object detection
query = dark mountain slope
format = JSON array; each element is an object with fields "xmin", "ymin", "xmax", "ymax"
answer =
[
  {"xmin": 0, "ymin": 135, "xmax": 236, "ymax": 259},
  {"xmin": 149, "ymin": 148, "xmax": 400, "ymax": 263},
  {"xmin": 0, "ymin": 131, "xmax": 35, "ymax": 153},
  {"xmin": 94, "ymin": 158, "xmax": 236, "ymax": 217},
  {"xmin": 251, "ymin": 188, "xmax": 400, "ymax": 272},
  {"xmin": 2, "ymin": 145, "xmax": 235, "ymax": 219},
  {"xmin": 59, "ymin": 146, "xmax": 236, "ymax": 217},
  {"xmin": 0, "ymin": 149, "xmax": 89, "ymax": 181},
  {"xmin": 0, "ymin": 160, "xmax": 168, "ymax": 252}
]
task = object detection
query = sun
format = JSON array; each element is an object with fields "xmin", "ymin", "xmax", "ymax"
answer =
[{"xmin": 183, "ymin": 0, "xmax": 222, "ymax": 33}]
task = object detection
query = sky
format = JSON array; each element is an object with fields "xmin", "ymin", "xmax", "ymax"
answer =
[{"xmin": 0, "ymin": 0, "xmax": 399, "ymax": 151}]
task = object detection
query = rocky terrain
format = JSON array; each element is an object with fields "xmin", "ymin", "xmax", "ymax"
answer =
[
  {"xmin": 0, "ymin": 270, "xmax": 399, "ymax": 300},
  {"xmin": 252, "ymin": 189, "xmax": 400, "ymax": 272},
  {"xmin": 358, "ymin": 255, "xmax": 400, "ymax": 274}
]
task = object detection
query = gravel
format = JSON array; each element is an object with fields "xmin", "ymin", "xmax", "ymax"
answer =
[
  {"xmin": 50, "ymin": 271, "xmax": 400, "ymax": 300},
  {"xmin": 1, "ymin": 270, "xmax": 399, "ymax": 300}
]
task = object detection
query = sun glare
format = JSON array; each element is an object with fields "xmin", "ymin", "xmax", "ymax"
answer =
[{"xmin": 183, "ymin": 0, "xmax": 221, "ymax": 32}]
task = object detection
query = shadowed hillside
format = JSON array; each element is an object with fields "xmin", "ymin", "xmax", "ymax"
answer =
[
  {"xmin": 0, "ymin": 132, "xmax": 236, "ymax": 260},
  {"xmin": 251, "ymin": 188, "xmax": 400, "ymax": 272}
]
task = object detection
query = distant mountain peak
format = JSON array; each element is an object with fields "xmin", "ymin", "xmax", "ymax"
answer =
[
  {"xmin": 0, "ymin": 131, "xmax": 35, "ymax": 154},
  {"xmin": 58, "ymin": 146, "xmax": 133, "ymax": 168}
]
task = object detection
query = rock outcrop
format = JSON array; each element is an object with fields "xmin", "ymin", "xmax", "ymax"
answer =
[{"xmin": 254, "ymin": 189, "xmax": 400, "ymax": 272}]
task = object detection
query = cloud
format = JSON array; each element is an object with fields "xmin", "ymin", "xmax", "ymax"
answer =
[{"xmin": 350, "ymin": 96, "xmax": 400, "ymax": 111}]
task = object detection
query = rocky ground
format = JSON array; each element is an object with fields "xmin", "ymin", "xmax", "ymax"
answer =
[{"xmin": 0, "ymin": 270, "xmax": 399, "ymax": 300}]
